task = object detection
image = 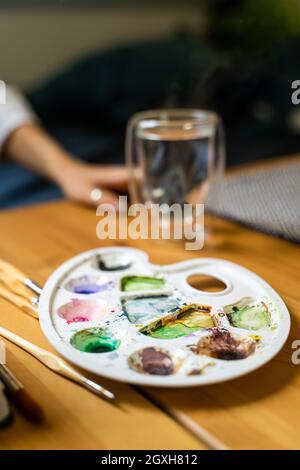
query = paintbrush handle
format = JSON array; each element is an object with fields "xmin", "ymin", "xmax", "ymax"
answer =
[
  {"xmin": 24, "ymin": 278, "xmax": 43, "ymax": 297},
  {"xmin": 0, "ymin": 327, "xmax": 115, "ymax": 401},
  {"xmin": 0, "ymin": 259, "xmax": 43, "ymax": 298},
  {"xmin": 0, "ymin": 271, "xmax": 31, "ymax": 299},
  {"xmin": 0, "ymin": 285, "xmax": 38, "ymax": 319},
  {"xmin": 0, "ymin": 259, "xmax": 29, "ymax": 284}
]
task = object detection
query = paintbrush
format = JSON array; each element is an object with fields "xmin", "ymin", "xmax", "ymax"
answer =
[
  {"xmin": 0, "ymin": 260, "xmax": 117, "ymax": 402},
  {"xmin": 0, "ymin": 326, "xmax": 115, "ymax": 402},
  {"xmin": 0, "ymin": 284, "xmax": 39, "ymax": 319},
  {"xmin": 0, "ymin": 259, "xmax": 40, "ymax": 319},
  {"xmin": 0, "ymin": 259, "xmax": 43, "ymax": 297},
  {"xmin": 0, "ymin": 340, "xmax": 44, "ymax": 423}
]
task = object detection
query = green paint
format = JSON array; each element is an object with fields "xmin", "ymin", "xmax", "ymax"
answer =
[
  {"xmin": 149, "ymin": 322, "xmax": 196, "ymax": 339},
  {"xmin": 121, "ymin": 276, "xmax": 166, "ymax": 292},
  {"xmin": 229, "ymin": 304, "xmax": 271, "ymax": 330},
  {"xmin": 70, "ymin": 327, "xmax": 120, "ymax": 353},
  {"xmin": 143, "ymin": 307, "xmax": 215, "ymax": 339}
]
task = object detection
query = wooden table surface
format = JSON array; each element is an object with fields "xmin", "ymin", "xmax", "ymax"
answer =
[{"xmin": 0, "ymin": 158, "xmax": 299, "ymax": 450}]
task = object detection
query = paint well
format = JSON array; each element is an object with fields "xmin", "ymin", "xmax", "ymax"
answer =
[
  {"xmin": 65, "ymin": 275, "xmax": 114, "ymax": 294},
  {"xmin": 190, "ymin": 327, "xmax": 256, "ymax": 360},
  {"xmin": 224, "ymin": 297, "xmax": 271, "ymax": 330},
  {"xmin": 58, "ymin": 299, "xmax": 113, "ymax": 324},
  {"xmin": 121, "ymin": 276, "xmax": 166, "ymax": 292},
  {"xmin": 141, "ymin": 304, "xmax": 214, "ymax": 339},
  {"xmin": 70, "ymin": 327, "xmax": 121, "ymax": 353},
  {"xmin": 123, "ymin": 295, "xmax": 180, "ymax": 324},
  {"xmin": 128, "ymin": 347, "xmax": 176, "ymax": 375},
  {"xmin": 96, "ymin": 253, "xmax": 132, "ymax": 271}
]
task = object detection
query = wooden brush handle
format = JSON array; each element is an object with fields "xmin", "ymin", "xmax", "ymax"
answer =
[
  {"xmin": 0, "ymin": 327, "xmax": 83, "ymax": 383},
  {"xmin": 0, "ymin": 273, "xmax": 31, "ymax": 300},
  {"xmin": 0, "ymin": 328, "xmax": 115, "ymax": 401},
  {"xmin": 0, "ymin": 260, "xmax": 27, "ymax": 284},
  {"xmin": 0, "ymin": 286, "xmax": 38, "ymax": 319},
  {"xmin": 0, "ymin": 259, "xmax": 42, "ymax": 299}
]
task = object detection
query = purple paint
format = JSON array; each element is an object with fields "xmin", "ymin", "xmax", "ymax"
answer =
[
  {"xmin": 65, "ymin": 275, "xmax": 114, "ymax": 294},
  {"xmin": 73, "ymin": 283, "xmax": 104, "ymax": 294}
]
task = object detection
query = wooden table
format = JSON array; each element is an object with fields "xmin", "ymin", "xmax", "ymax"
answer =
[{"xmin": 0, "ymin": 159, "xmax": 299, "ymax": 449}]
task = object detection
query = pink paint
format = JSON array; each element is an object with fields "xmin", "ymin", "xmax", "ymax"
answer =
[{"xmin": 58, "ymin": 298, "xmax": 112, "ymax": 324}]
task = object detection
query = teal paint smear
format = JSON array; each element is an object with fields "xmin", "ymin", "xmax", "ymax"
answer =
[
  {"xmin": 123, "ymin": 296, "xmax": 180, "ymax": 324},
  {"xmin": 70, "ymin": 328, "xmax": 120, "ymax": 353},
  {"xmin": 121, "ymin": 276, "xmax": 166, "ymax": 292}
]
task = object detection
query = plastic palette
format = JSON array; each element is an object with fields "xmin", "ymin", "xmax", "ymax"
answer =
[{"xmin": 39, "ymin": 247, "xmax": 290, "ymax": 387}]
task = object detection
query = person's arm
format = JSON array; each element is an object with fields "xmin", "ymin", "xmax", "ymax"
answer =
[
  {"xmin": 1, "ymin": 87, "xmax": 128, "ymax": 206},
  {"xmin": 4, "ymin": 123, "xmax": 128, "ymax": 206}
]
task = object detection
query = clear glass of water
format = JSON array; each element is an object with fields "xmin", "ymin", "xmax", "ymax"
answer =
[{"xmin": 126, "ymin": 109, "xmax": 225, "ymax": 244}]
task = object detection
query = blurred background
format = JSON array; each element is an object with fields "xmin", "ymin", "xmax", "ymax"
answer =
[
  {"xmin": 0, "ymin": 0, "xmax": 206, "ymax": 88},
  {"xmin": 1, "ymin": 0, "xmax": 300, "ymax": 211}
]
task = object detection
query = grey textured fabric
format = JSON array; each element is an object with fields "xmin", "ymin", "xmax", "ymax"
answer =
[{"xmin": 208, "ymin": 159, "xmax": 300, "ymax": 243}]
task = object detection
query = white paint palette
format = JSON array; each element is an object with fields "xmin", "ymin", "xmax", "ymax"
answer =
[{"xmin": 39, "ymin": 247, "xmax": 290, "ymax": 387}]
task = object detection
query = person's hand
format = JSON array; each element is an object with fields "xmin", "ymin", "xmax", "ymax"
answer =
[
  {"xmin": 4, "ymin": 122, "xmax": 129, "ymax": 207},
  {"xmin": 57, "ymin": 160, "xmax": 129, "ymax": 207}
]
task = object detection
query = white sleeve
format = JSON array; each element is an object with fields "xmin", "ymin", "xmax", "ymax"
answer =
[{"xmin": 0, "ymin": 85, "xmax": 38, "ymax": 154}]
